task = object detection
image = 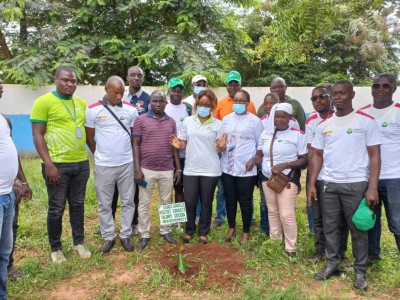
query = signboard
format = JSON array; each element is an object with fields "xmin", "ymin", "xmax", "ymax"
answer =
[{"xmin": 159, "ymin": 202, "xmax": 187, "ymax": 225}]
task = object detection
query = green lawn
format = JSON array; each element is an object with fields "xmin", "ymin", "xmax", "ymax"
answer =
[{"xmin": 8, "ymin": 158, "xmax": 400, "ymax": 299}]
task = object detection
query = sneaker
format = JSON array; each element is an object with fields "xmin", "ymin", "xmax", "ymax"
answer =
[
  {"xmin": 72, "ymin": 244, "xmax": 91, "ymax": 259},
  {"xmin": 51, "ymin": 250, "xmax": 67, "ymax": 263},
  {"xmin": 211, "ymin": 220, "xmax": 223, "ymax": 229}
]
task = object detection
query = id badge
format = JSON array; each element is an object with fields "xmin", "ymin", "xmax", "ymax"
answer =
[{"xmin": 75, "ymin": 127, "xmax": 82, "ymax": 139}]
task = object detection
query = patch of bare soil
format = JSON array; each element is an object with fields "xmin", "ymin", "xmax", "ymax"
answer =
[{"xmin": 157, "ymin": 243, "xmax": 247, "ymax": 290}]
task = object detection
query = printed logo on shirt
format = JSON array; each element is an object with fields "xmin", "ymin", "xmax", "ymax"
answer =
[
  {"xmin": 180, "ymin": 117, "xmax": 185, "ymax": 122},
  {"xmin": 382, "ymin": 121, "xmax": 400, "ymax": 128},
  {"xmin": 382, "ymin": 121, "xmax": 389, "ymax": 128},
  {"xmin": 97, "ymin": 115, "xmax": 107, "ymax": 122},
  {"xmin": 347, "ymin": 128, "xmax": 353, "ymax": 134},
  {"xmin": 324, "ymin": 130, "xmax": 333, "ymax": 136},
  {"xmin": 119, "ymin": 116, "xmax": 125, "ymax": 121}
]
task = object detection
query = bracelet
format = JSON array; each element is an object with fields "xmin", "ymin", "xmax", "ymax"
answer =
[
  {"xmin": 22, "ymin": 182, "xmax": 29, "ymax": 185},
  {"xmin": 176, "ymin": 170, "xmax": 182, "ymax": 172}
]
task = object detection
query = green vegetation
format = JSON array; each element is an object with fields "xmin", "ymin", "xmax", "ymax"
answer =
[{"xmin": 8, "ymin": 158, "xmax": 400, "ymax": 299}]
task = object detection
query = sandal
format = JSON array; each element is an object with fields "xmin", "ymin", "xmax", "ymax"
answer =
[
  {"xmin": 199, "ymin": 236, "xmax": 208, "ymax": 244},
  {"xmin": 182, "ymin": 235, "xmax": 191, "ymax": 244},
  {"xmin": 225, "ymin": 228, "xmax": 236, "ymax": 243}
]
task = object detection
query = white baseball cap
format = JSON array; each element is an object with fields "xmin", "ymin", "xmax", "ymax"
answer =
[{"xmin": 191, "ymin": 75, "xmax": 208, "ymax": 84}]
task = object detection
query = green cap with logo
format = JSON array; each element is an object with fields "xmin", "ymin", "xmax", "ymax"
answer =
[
  {"xmin": 168, "ymin": 77, "xmax": 185, "ymax": 89},
  {"xmin": 225, "ymin": 71, "xmax": 241, "ymax": 84},
  {"xmin": 352, "ymin": 198, "xmax": 376, "ymax": 231}
]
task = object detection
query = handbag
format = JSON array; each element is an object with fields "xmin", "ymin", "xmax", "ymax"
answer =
[{"xmin": 266, "ymin": 130, "xmax": 293, "ymax": 193}]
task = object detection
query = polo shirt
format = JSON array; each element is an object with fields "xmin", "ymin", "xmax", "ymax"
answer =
[
  {"xmin": 0, "ymin": 114, "xmax": 18, "ymax": 195},
  {"xmin": 215, "ymin": 95, "xmax": 257, "ymax": 120},
  {"xmin": 358, "ymin": 102, "xmax": 400, "ymax": 179},
  {"xmin": 165, "ymin": 102, "xmax": 190, "ymax": 158},
  {"xmin": 312, "ymin": 110, "xmax": 381, "ymax": 183},
  {"xmin": 221, "ymin": 112, "xmax": 263, "ymax": 176},
  {"xmin": 123, "ymin": 89, "xmax": 151, "ymax": 115},
  {"xmin": 30, "ymin": 91, "xmax": 88, "ymax": 163},
  {"xmin": 261, "ymin": 115, "xmax": 300, "ymax": 132},
  {"xmin": 178, "ymin": 115, "xmax": 225, "ymax": 177},
  {"xmin": 132, "ymin": 111, "xmax": 176, "ymax": 171},
  {"xmin": 258, "ymin": 127, "xmax": 307, "ymax": 178},
  {"xmin": 85, "ymin": 100, "xmax": 138, "ymax": 167}
]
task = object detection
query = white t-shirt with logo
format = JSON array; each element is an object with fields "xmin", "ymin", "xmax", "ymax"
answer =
[
  {"xmin": 261, "ymin": 115, "xmax": 300, "ymax": 131},
  {"xmin": 312, "ymin": 110, "xmax": 381, "ymax": 183},
  {"xmin": 0, "ymin": 115, "xmax": 18, "ymax": 195},
  {"xmin": 85, "ymin": 101, "xmax": 138, "ymax": 167},
  {"xmin": 178, "ymin": 115, "xmax": 225, "ymax": 176},
  {"xmin": 221, "ymin": 112, "xmax": 264, "ymax": 176},
  {"xmin": 165, "ymin": 102, "xmax": 190, "ymax": 158},
  {"xmin": 258, "ymin": 127, "xmax": 307, "ymax": 178},
  {"xmin": 358, "ymin": 102, "xmax": 400, "ymax": 179}
]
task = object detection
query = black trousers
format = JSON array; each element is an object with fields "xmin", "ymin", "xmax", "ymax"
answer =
[
  {"xmin": 321, "ymin": 181, "xmax": 368, "ymax": 274},
  {"xmin": 42, "ymin": 161, "xmax": 90, "ymax": 251},
  {"xmin": 183, "ymin": 175, "xmax": 219, "ymax": 236},
  {"xmin": 111, "ymin": 183, "xmax": 139, "ymax": 226},
  {"xmin": 222, "ymin": 173, "xmax": 257, "ymax": 233}
]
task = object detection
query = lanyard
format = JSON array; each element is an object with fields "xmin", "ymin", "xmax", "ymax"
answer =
[{"xmin": 54, "ymin": 91, "xmax": 76, "ymax": 124}]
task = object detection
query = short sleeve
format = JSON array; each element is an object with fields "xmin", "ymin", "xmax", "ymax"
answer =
[
  {"xmin": 254, "ymin": 119, "xmax": 264, "ymax": 148},
  {"xmin": 30, "ymin": 97, "xmax": 49, "ymax": 123},
  {"xmin": 311, "ymin": 125, "xmax": 325, "ymax": 150},
  {"xmin": 305, "ymin": 122, "xmax": 314, "ymax": 144},
  {"xmin": 216, "ymin": 121, "xmax": 225, "ymax": 140},
  {"xmin": 132, "ymin": 116, "xmax": 143, "ymax": 137},
  {"xmin": 178, "ymin": 117, "xmax": 188, "ymax": 140},
  {"xmin": 297, "ymin": 132, "xmax": 308, "ymax": 156},
  {"xmin": 130, "ymin": 109, "xmax": 139, "ymax": 128},
  {"xmin": 365, "ymin": 118, "xmax": 382, "ymax": 146},
  {"xmin": 257, "ymin": 131, "xmax": 265, "ymax": 150},
  {"xmin": 84, "ymin": 108, "xmax": 95, "ymax": 128}
]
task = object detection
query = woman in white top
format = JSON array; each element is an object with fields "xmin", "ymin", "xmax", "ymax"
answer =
[
  {"xmin": 249, "ymin": 103, "xmax": 307, "ymax": 257},
  {"xmin": 170, "ymin": 89, "xmax": 227, "ymax": 244},
  {"xmin": 221, "ymin": 90, "xmax": 264, "ymax": 243}
]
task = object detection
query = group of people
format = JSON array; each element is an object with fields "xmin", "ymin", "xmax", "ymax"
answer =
[{"xmin": 0, "ymin": 66, "xmax": 399, "ymax": 298}]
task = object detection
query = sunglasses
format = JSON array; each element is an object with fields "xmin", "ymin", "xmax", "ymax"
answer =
[
  {"xmin": 310, "ymin": 94, "xmax": 330, "ymax": 101},
  {"xmin": 372, "ymin": 83, "xmax": 392, "ymax": 90}
]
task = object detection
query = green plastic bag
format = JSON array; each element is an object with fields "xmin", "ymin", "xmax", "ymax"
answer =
[{"xmin": 352, "ymin": 198, "xmax": 376, "ymax": 231}]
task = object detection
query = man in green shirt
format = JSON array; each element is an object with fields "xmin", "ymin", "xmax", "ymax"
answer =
[
  {"xmin": 31, "ymin": 66, "xmax": 91, "ymax": 263},
  {"xmin": 257, "ymin": 77, "xmax": 306, "ymax": 131}
]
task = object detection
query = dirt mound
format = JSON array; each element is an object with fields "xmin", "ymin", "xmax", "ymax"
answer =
[{"xmin": 157, "ymin": 243, "xmax": 247, "ymax": 290}]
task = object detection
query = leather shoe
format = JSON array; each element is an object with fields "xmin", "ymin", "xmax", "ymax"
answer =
[
  {"xmin": 161, "ymin": 233, "xmax": 177, "ymax": 244},
  {"xmin": 100, "ymin": 239, "xmax": 115, "ymax": 254},
  {"xmin": 120, "ymin": 237, "xmax": 134, "ymax": 252},
  {"xmin": 138, "ymin": 238, "xmax": 150, "ymax": 250},
  {"xmin": 314, "ymin": 266, "xmax": 340, "ymax": 281},
  {"xmin": 354, "ymin": 273, "xmax": 368, "ymax": 291},
  {"xmin": 307, "ymin": 252, "xmax": 325, "ymax": 263}
]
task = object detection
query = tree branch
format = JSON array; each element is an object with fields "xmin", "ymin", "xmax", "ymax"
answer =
[{"xmin": 0, "ymin": 28, "xmax": 13, "ymax": 59}]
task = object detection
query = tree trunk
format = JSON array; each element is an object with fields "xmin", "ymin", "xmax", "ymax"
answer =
[{"xmin": 0, "ymin": 28, "xmax": 13, "ymax": 59}]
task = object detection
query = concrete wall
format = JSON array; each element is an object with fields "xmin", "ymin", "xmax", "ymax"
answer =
[{"xmin": 2, "ymin": 84, "xmax": 399, "ymax": 154}]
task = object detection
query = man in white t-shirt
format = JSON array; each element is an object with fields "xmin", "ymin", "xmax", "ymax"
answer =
[
  {"xmin": 308, "ymin": 80, "xmax": 381, "ymax": 291},
  {"xmin": 85, "ymin": 76, "xmax": 138, "ymax": 254},
  {"xmin": 183, "ymin": 75, "xmax": 208, "ymax": 110},
  {"xmin": 165, "ymin": 78, "xmax": 190, "ymax": 217},
  {"xmin": 358, "ymin": 73, "xmax": 400, "ymax": 262}
]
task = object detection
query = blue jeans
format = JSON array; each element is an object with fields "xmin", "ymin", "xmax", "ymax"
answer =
[
  {"xmin": 0, "ymin": 192, "xmax": 15, "ymax": 300},
  {"xmin": 259, "ymin": 175, "xmax": 270, "ymax": 234},
  {"xmin": 368, "ymin": 178, "xmax": 400, "ymax": 256},
  {"xmin": 42, "ymin": 161, "xmax": 90, "ymax": 251},
  {"xmin": 214, "ymin": 178, "xmax": 226, "ymax": 222}
]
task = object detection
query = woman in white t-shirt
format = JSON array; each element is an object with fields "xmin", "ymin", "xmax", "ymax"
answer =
[
  {"xmin": 221, "ymin": 90, "xmax": 264, "ymax": 243},
  {"xmin": 249, "ymin": 103, "xmax": 307, "ymax": 257},
  {"xmin": 170, "ymin": 89, "xmax": 227, "ymax": 244}
]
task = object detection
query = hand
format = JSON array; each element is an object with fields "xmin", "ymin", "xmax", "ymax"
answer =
[
  {"xmin": 134, "ymin": 169, "xmax": 144, "ymax": 185},
  {"xmin": 307, "ymin": 184, "xmax": 317, "ymax": 206},
  {"xmin": 271, "ymin": 162, "xmax": 288, "ymax": 175},
  {"xmin": 22, "ymin": 183, "xmax": 32, "ymax": 201},
  {"xmin": 12, "ymin": 184, "xmax": 24, "ymax": 207},
  {"xmin": 45, "ymin": 163, "xmax": 60, "ymax": 185},
  {"xmin": 170, "ymin": 134, "xmax": 182, "ymax": 149},
  {"xmin": 245, "ymin": 158, "xmax": 256, "ymax": 173},
  {"xmin": 364, "ymin": 187, "xmax": 379, "ymax": 206},
  {"xmin": 216, "ymin": 133, "xmax": 228, "ymax": 153},
  {"xmin": 174, "ymin": 170, "xmax": 182, "ymax": 185}
]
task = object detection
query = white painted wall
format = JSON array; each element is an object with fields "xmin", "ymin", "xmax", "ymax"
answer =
[{"xmin": 1, "ymin": 84, "xmax": 400, "ymax": 114}]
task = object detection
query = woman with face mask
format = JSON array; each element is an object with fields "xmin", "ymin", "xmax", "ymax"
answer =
[
  {"xmin": 220, "ymin": 90, "xmax": 264, "ymax": 243},
  {"xmin": 249, "ymin": 103, "xmax": 308, "ymax": 257},
  {"xmin": 170, "ymin": 89, "xmax": 227, "ymax": 244}
]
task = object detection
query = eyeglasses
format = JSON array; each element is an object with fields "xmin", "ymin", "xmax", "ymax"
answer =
[
  {"xmin": 310, "ymin": 94, "xmax": 330, "ymax": 101},
  {"xmin": 372, "ymin": 83, "xmax": 392, "ymax": 90}
]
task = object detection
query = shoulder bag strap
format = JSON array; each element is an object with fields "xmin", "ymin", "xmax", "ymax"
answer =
[
  {"xmin": 100, "ymin": 101, "xmax": 131, "ymax": 138},
  {"xmin": 269, "ymin": 130, "xmax": 277, "ymax": 168}
]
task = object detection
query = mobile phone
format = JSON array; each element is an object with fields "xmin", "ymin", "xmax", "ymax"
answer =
[{"xmin": 140, "ymin": 179, "xmax": 147, "ymax": 188}]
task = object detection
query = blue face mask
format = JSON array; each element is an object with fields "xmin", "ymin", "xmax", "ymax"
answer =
[
  {"xmin": 233, "ymin": 103, "xmax": 246, "ymax": 114},
  {"xmin": 193, "ymin": 86, "xmax": 205, "ymax": 95},
  {"xmin": 197, "ymin": 107, "xmax": 211, "ymax": 118}
]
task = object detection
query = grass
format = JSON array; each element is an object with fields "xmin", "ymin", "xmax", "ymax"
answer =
[{"xmin": 8, "ymin": 158, "xmax": 400, "ymax": 299}]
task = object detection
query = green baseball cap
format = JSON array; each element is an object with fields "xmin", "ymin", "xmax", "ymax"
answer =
[
  {"xmin": 168, "ymin": 77, "xmax": 185, "ymax": 89},
  {"xmin": 352, "ymin": 198, "xmax": 376, "ymax": 231},
  {"xmin": 226, "ymin": 71, "xmax": 241, "ymax": 84}
]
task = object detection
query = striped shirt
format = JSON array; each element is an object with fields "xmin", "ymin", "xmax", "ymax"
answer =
[{"xmin": 132, "ymin": 110, "xmax": 176, "ymax": 171}]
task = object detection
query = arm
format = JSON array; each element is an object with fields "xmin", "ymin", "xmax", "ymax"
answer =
[
  {"xmin": 32, "ymin": 122, "xmax": 60, "ymax": 185},
  {"xmin": 307, "ymin": 148, "xmax": 323, "ymax": 204},
  {"xmin": 271, "ymin": 154, "xmax": 308, "ymax": 174},
  {"xmin": 85, "ymin": 127, "xmax": 96, "ymax": 154},
  {"xmin": 173, "ymin": 148, "xmax": 182, "ymax": 185},
  {"xmin": 365, "ymin": 145, "xmax": 380, "ymax": 205},
  {"xmin": 170, "ymin": 134, "xmax": 187, "ymax": 149},
  {"xmin": 307, "ymin": 143, "xmax": 314, "ymax": 174},
  {"xmin": 133, "ymin": 136, "xmax": 143, "ymax": 185},
  {"xmin": 16, "ymin": 157, "xmax": 32, "ymax": 202}
]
